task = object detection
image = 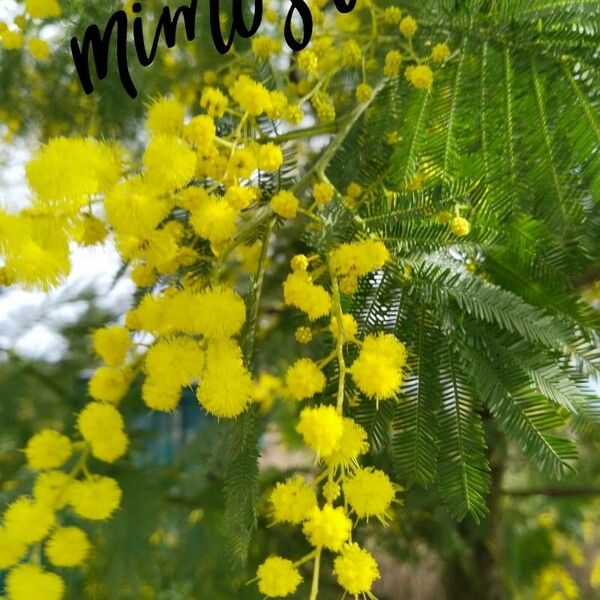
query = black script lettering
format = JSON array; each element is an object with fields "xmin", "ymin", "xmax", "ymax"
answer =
[
  {"xmin": 283, "ymin": 0, "xmax": 313, "ymax": 51},
  {"xmin": 70, "ymin": 0, "xmax": 360, "ymax": 98},
  {"xmin": 332, "ymin": 0, "xmax": 357, "ymax": 14},
  {"xmin": 70, "ymin": 10, "xmax": 135, "ymax": 98},
  {"xmin": 134, "ymin": 0, "xmax": 197, "ymax": 67},
  {"xmin": 209, "ymin": 0, "xmax": 263, "ymax": 54}
]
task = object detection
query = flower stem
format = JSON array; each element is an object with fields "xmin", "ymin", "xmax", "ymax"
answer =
[
  {"xmin": 329, "ymin": 263, "xmax": 347, "ymax": 414},
  {"xmin": 308, "ymin": 546, "xmax": 322, "ymax": 600},
  {"xmin": 242, "ymin": 216, "xmax": 274, "ymax": 364}
]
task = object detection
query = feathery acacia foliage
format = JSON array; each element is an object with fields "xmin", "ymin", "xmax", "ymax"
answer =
[{"xmin": 0, "ymin": 0, "xmax": 598, "ymax": 598}]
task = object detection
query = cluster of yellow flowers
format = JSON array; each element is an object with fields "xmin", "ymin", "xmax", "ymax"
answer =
[
  {"xmin": 253, "ymin": 237, "xmax": 405, "ymax": 597},
  {"xmin": 0, "ymin": 0, "xmax": 59, "ymax": 59},
  {"xmin": 0, "ymin": 2, "xmax": 455, "ymax": 597}
]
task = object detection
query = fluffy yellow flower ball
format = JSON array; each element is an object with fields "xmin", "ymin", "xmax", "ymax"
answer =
[
  {"xmin": 250, "ymin": 372, "xmax": 282, "ymax": 412},
  {"xmin": 271, "ymin": 190, "xmax": 299, "ymax": 219},
  {"xmin": 399, "ymin": 15, "xmax": 417, "ymax": 38},
  {"xmin": 189, "ymin": 192, "xmax": 238, "ymax": 244},
  {"xmin": 303, "ymin": 504, "xmax": 352, "ymax": 551},
  {"xmin": 24, "ymin": 429, "xmax": 72, "ymax": 470},
  {"xmin": 6, "ymin": 564, "xmax": 64, "ymax": 600},
  {"xmin": 325, "ymin": 418, "xmax": 369, "ymax": 469},
  {"xmin": 78, "ymin": 402, "xmax": 124, "ymax": 444},
  {"xmin": 45, "ymin": 526, "xmax": 91, "ymax": 567},
  {"xmin": 0, "ymin": 529, "xmax": 26, "ymax": 569},
  {"xmin": 329, "ymin": 313, "xmax": 358, "ymax": 340},
  {"xmin": 142, "ymin": 378, "xmax": 181, "ymax": 412},
  {"xmin": 432, "ymin": 42, "xmax": 451, "ymax": 63},
  {"xmin": 333, "ymin": 543, "xmax": 380, "ymax": 595},
  {"xmin": 28, "ymin": 38, "xmax": 50, "ymax": 60},
  {"xmin": 451, "ymin": 215, "xmax": 471, "ymax": 236},
  {"xmin": 192, "ymin": 287, "xmax": 247, "ymax": 338},
  {"xmin": 356, "ymin": 83, "xmax": 373, "ymax": 103},
  {"xmin": 26, "ymin": 138, "xmax": 121, "ymax": 205},
  {"xmin": 291, "ymin": 254, "xmax": 309, "ymax": 272},
  {"xmin": 197, "ymin": 339, "xmax": 253, "ymax": 418},
  {"xmin": 146, "ymin": 97, "xmax": 185, "ymax": 136},
  {"xmin": 144, "ymin": 336, "xmax": 204, "ymax": 388},
  {"xmin": 313, "ymin": 181, "xmax": 335, "ymax": 206},
  {"xmin": 351, "ymin": 332, "xmax": 407, "ymax": 400},
  {"xmin": 405, "ymin": 64, "xmax": 434, "ymax": 90},
  {"xmin": 257, "ymin": 556, "xmax": 302, "ymax": 598},
  {"xmin": 92, "ymin": 325, "xmax": 131, "ymax": 366},
  {"xmin": 69, "ymin": 476, "xmax": 122, "ymax": 521},
  {"xmin": 200, "ymin": 86, "xmax": 229, "ymax": 118},
  {"xmin": 184, "ymin": 114, "xmax": 216, "ymax": 149},
  {"xmin": 88, "ymin": 366, "xmax": 132, "ymax": 403},
  {"xmin": 384, "ymin": 50, "xmax": 402, "ymax": 77},
  {"xmin": 224, "ymin": 185, "xmax": 256, "ymax": 210},
  {"xmin": 25, "ymin": 0, "xmax": 61, "ymax": 18},
  {"xmin": 33, "ymin": 470, "xmax": 72, "ymax": 509},
  {"xmin": 3, "ymin": 496, "xmax": 55, "ymax": 543},
  {"xmin": 74, "ymin": 214, "xmax": 108, "ymax": 246},
  {"xmin": 283, "ymin": 271, "xmax": 331, "ymax": 321},
  {"xmin": 257, "ymin": 143, "xmax": 284, "ymax": 172},
  {"xmin": 142, "ymin": 135, "xmax": 196, "ymax": 194},
  {"xmin": 285, "ymin": 358, "xmax": 326, "ymax": 401},
  {"xmin": 296, "ymin": 405, "xmax": 344, "ymax": 458},
  {"xmin": 343, "ymin": 467, "xmax": 396, "ymax": 521},
  {"xmin": 330, "ymin": 239, "xmax": 390, "ymax": 279},
  {"xmin": 230, "ymin": 75, "xmax": 272, "ymax": 115},
  {"xmin": 78, "ymin": 402, "xmax": 128, "ymax": 462},
  {"xmin": 270, "ymin": 475, "xmax": 318, "ymax": 524}
]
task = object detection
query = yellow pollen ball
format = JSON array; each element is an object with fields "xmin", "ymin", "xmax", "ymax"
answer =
[
  {"xmin": 69, "ymin": 476, "xmax": 122, "ymax": 521},
  {"xmin": 450, "ymin": 216, "xmax": 471, "ymax": 236},
  {"xmin": 257, "ymin": 143, "xmax": 284, "ymax": 171},
  {"xmin": 400, "ymin": 15, "xmax": 417, "ymax": 38},
  {"xmin": 271, "ymin": 190, "xmax": 299, "ymax": 219},
  {"xmin": 270, "ymin": 475, "xmax": 318, "ymax": 524},
  {"xmin": 45, "ymin": 526, "xmax": 91, "ymax": 567},
  {"xmin": 283, "ymin": 271, "xmax": 331, "ymax": 321},
  {"xmin": 25, "ymin": 0, "xmax": 61, "ymax": 19},
  {"xmin": 313, "ymin": 182, "xmax": 335, "ymax": 205},
  {"xmin": 296, "ymin": 405, "xmax": 344, "ymax": 457},
  {"xmin": 3, "ymin": 496, "xmax": 55, "ymax": 543},
  {"xmin": 92, "ymin": 325, "xmax": 131, "ymax": 366},
  {"xmin": 432, "ymin": 42, "xmax": 451, "ymax": 63},
  {"xmin": 325, "ymin": 417, "xmax": 369, "ymax": 469},
  {"xmin": 351, "ymin": 332, "xmax": 407, "ymax": 400},
  {"xmin": 333, "ymin": 543, "xmax": 380, "ymax": 595},
  {"xmin": 303, "ymin": 504, "xmax": 352, "ymax": 551},
  {"xmin": 356, "ymin": 83, "xmax": 373, "ymax": 103},
  {"xmin": 330, "ymin": 239, "xmax": 390, "ymax": 279},
  {"xmin": 28, "ymin": 38, "xmax": 50, "ymax": 60},
  {"xmin": 88, "ymin": 366, "xmax": 132, "ymax": 403},
  {"xmin": 6, "ymin": 564, "xmax": 64, "ymax": 600},
  {"xmin": 146, "ymin": 97, "xmax": 185, "ymax": 136},
  {"xmin": 285, "ymin": 358, "xmax": 326, "ymax": 400},
  {"xmin": 197, "ymin": 339, "xmax": 253, "ymax": 418},
  {"xmin": 329, "ymin": 313, "xmax": 358, "ymax": 340},
  {"xmin": 291, "ymin": 254, "xmax": 309, "ymax": 272},
  {"xmin": 257, "ymin": 556, "xmax": 302, "ymax": 597},
  {"xmin": 406, "ymin": 64, "xmax": 434, "ymax": 90},
  {"xmin": 0, "ymin": 529, "xmax": 26, "ymax": 569},
  {"xmin": 343, "ymin": 467, "xmax": 396, "ymax": 521},
  {"xmin": 33, "ymin": 470, "xmax": 72, "ymax": 510},
  {"xmin": 24, "ymin": 429, "xmax": 72, "ymax": 470}
]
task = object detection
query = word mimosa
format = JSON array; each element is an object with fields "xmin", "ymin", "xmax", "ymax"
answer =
[{"xmin": 71, "ymin": 0, "xmax": 356, "ymax": 98}]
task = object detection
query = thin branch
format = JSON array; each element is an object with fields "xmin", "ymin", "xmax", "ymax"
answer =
[{"xmin": 503, "ymin": 486, "xmax": 600, "ymax": 498}]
